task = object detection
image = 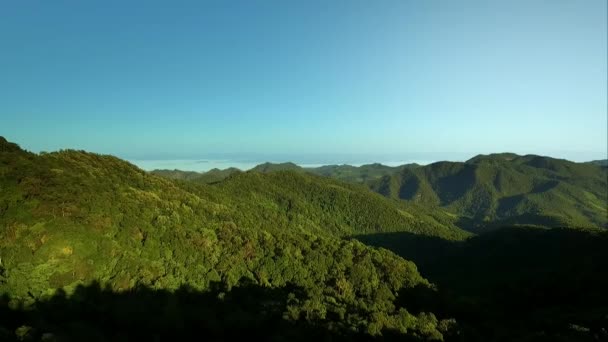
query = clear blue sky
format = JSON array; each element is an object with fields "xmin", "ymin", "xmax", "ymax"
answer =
[{"xmin": 1, "ymin": 0, "xmax": 606, "ymax": 162}]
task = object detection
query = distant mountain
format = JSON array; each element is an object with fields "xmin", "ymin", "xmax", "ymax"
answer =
[
  {"xmin": 369, "ymin": 154, "xmax": 607, "ymax": 231},
  {"xmin": 308, "ymin": 163, "xmax": 419, "ymax": 183},
  {"xmin": 151, "ymin": 167, "xmax": 241, "ymax": 184},
  {"xmin": 194, "ymin": 167, "xmax": 242, "ymax": 183},
  {"xmin": 212, "ymin": 170, "xmax": 467, "ymax": 239},
  {"xmin": 150, "ymin": 169, "xmax": 205, "ymax": 181},
  {"xmin": 151, "ymin": 156, "xmax": 608, "ymax": 231},
  {"xmin": 587, "ymin": 159, "xmax": 608, "ymax": 167},
  {"xmin": 250, "ymin": 162, "xmax": 303, "ymax": 173}
]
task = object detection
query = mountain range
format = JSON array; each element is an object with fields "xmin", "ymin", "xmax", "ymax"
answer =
[
  {"xmin": 1, "ymin": 136, "xmax": 607, "ymax": 341},
  {"xmin": 152, "ymin": 153, "xmax": 608, "ymax": 232}
]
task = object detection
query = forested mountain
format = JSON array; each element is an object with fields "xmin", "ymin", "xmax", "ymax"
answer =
[
  {"xmin": 251, "ymin": 162, "xmax": 303, "ymax": 173},
  {"xmin": 587, "ymin": 159, "xmax": 608, "ymax": 167},
  {"xmin": 149, "ymin": 169, "xmax": 206, "ymax": 181},
  {"xmin": 368, "ymin": 153, "xmax": 607, "ymax": 231},
  {"xmin": 0, "ymin": 137, "xmax": 463, "ymax": 341},
  {"xmin": 308, "ymin": 163, "xmax": 419, "ymax": 183},
  {"xmin": 154, "ymin": 155, "xmax": 607, "ymax": 232},
  {"xmin": 152, "ymin": 161, "xmax": 418, "ymax": 185},
  {"xmin": 1, "ymin": 137, "xmax": 606, "ymax": 341},
  {"xmin": 151, "ymin": 167, "xmax": 241, "ymax": 184}
]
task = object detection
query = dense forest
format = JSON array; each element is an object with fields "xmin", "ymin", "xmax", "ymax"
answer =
[{"xmin": 2, "ymin": 136, "xmax": 608, "ymax": 341}]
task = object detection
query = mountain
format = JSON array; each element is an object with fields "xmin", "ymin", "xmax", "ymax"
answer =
[
  {"xmin": 368, "ymin": 154, "xmax": 607, "ymax": 231},
  {"xmin": 250, "ymin": 162, "xmax": 303, "ymax": 173},
  {"xmin": 151, "ymin": 167, "xmax": 241, "ymax": 184},
  {"xmin": 2, "ymin": 137, "xmax": 606, "ymax": 341},
  {"xmin": 587, "ymin": 159, "xmax": 608, "ymax": 167},
  {"xmin": 209, "ymin": 170, "xmax": 467, "ymax": 239},
  {"xmin": 149, "ymin": 169, "xmax": 205, "ymax": 181},
  {"xmin": 0, "ymin": 137, "xmax": 464, "ymax": 340},
  {"xmin": 308, "ymin": 163, "xmax": 419, "ymax": 183},
  {"xmin": 163, "ymin": 156, "xmax": 607, "ymax": 232}
]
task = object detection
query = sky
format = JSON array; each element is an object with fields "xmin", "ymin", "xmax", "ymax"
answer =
[{"xmin": 1, "ymin": 0, "xmax": 606, "ymax": 167}]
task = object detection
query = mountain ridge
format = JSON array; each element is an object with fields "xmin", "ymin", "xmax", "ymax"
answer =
[
  {"xmin": 151, "ymin": 154, "xmax": 607, "ymax": 232},
  {"xmin": 1, "ymin": 137, "xmax": 607, "ymax": 341}
]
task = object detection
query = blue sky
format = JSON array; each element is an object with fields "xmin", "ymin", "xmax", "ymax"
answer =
[{"xmin": 1, "ymin": 0, "xmax": 606, "ymax": 164}]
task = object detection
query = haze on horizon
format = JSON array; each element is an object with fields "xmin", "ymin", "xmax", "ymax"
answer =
[{"xmin": 1, "ymin": 1, "xmax": 606, "ymax": 164}]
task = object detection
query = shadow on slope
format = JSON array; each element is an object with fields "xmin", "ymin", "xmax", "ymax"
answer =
[
  {"xmin": 453, "ymin": 213, "xmax": 572, "ymax": 233},
  {"xmin": 0, "ymin": 280, "xmax": 436, "ymax": 342},
  {"xmin": 356, "ymin": 227, "xmax": 608, "ymax": 342}
]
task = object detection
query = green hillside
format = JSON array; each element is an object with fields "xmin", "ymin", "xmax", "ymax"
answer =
[
  {"xmin": 149, "ymin": 169, "xmax": 205, "ymax": 181},
  {"xmin": 368, "ymin": 154, "xmax": 607, "ymax": 231},
  {"xmin": 1, "ymin": 137, "xmax": 606, "ymax": 341},
  {"xmin": 308, "ymin": 163, "xmax": 419, "ymax": 183},
  {"xmin": 163, "ymin": 156, "xmax": 607, "ymax": 232},
  {"xmin": 151, "ymin": 167, "xmax": 242, "ymax": 184},
  {"xmin": 0, "ymin": 137, "xmax": 463, "ymax": 341},
  {"xmin": 587, "ymin": 159, "xmax": 608, "ymax": 167},
  {"xmin": 251, "ymin": 162, "xmax": 304, "ymax": 173}
]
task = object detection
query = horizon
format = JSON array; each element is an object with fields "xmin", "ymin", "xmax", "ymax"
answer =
[
  {"xmin": 128, "ymin": 150, "xmax": 606, "ymax": 173},
  {"xmin": 3, "ymin": 135, "xmax": 603, "ymax": 172},
  {"xmin": 2, "ymin": 1, "xmax": 607, "ymax": 162}
]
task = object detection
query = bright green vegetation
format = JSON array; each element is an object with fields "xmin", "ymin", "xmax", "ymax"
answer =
[
  {"xmin": 0, "ymin": 137, "xmax": 606, "ymax": 341},
  {"xmin": 0, "ymin": 137, "xmax": 464, "ymax": 341}
]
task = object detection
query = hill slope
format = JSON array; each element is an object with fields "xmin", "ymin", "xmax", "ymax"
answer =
[
  {"xmin": 368, "ymin": 154, "xmax": 607, "ymax": 231},
  {"xmin": 0, "ymin": 137, "xmax": 463, "ymax": 340},
  {"xmin": 168, "ymin": 156, "xmax": 607, "ymax": 231},
  {"xmin": 1, "ymin": 137, "xmax": 606, "ymax": 341},
  {"xmin": 308, "ymin": 163, "xmax": 419, "ymax": 183},
  {"xmin": 151, "ymin": 167, "xmax": 241, "ymax": 184}
]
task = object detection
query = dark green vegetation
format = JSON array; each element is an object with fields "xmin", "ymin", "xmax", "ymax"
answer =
[
  {"xmin": 153, "ymin": 162, "xmax": 419, "ymax": 185},
  {"xmin": 152, "ymin": 167, "xmax": 241, "ymax": 184},
  {"xmin": 358, "ymin": 227, "xmax": 608, "ymax": 342},
  {"xmin": 165, "ymin": 153, "xmax": 606, "ymax": 232},
  {"xmin": 310, "ymin": 163, "xmax": 419, "ymax": 184},
  {"xmin": 251, "ymin": 161, "xmax": 303, "ymax": 173},
  {"xmin": 1, "ymin": 136, "xmax": 607, "ymax": 341},
  {"xmin": 368, "ymin": 153, "xmax": 607, "ymax": 231},
  {"xmin": 587, "ymin": 159, "xmax": 608, "ymax": 167}
]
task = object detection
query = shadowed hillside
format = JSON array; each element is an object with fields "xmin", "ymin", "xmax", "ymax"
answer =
[
  {"xmin": 358, "ymin": 227, "xmax": 608, "ymax": 342},
  {"xmin": 368, "ymin": 154, "xmax": 607, "ymax": 231},
  {"xmin": 0, "ymin": 280, "xmax": 451, "ymax": 342}
]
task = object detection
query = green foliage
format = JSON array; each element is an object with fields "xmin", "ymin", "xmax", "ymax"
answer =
[
  {"xmin": 1, "ymin": 138, "xmax": 606, "ymax": 341},
  {"xmin": 151, "ymin": 167, "xmax": 241, "ymax": 184},
  {"xmin": 0, "ymin": 138, "xmax": 454, "ymax": 340},
  {"xmin": 252, "ymin": 162, "xmax": 304, "ymax": 173},
  {"xmin": 154, "ymin": 156, "xmax": 608, "ymax": 232},
  {"xmin": 367, "ymin": 154, "xmax": 608, "ymax": 231},
  {"xmin": 308, "ymin": 163, "xmax": 420, "ymax": 183}
]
